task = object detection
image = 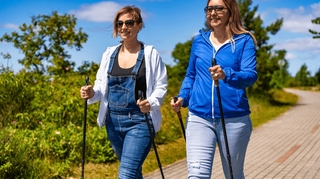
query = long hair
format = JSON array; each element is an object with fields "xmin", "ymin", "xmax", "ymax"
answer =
[
  {"xmin": 112, "ymin": 5, "xmax": 144, "ymax": 38},
  {"xmin": 206, "ymin": 0, "xmax": 257, "ymax": 45}
]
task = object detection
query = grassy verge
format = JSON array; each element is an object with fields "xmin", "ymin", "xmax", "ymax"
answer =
[
  {"xmin": 71, "ymin": 89, "xmax": 298, "ymax": 179},
  {"xmin": 250, "ymin": 89, "xmax": 298, "ymax": 128}
]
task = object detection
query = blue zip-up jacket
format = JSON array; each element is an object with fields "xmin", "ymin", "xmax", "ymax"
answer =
[{"xmin": 178, "ymin": 29, "xmax": 257, "ymax": 119}]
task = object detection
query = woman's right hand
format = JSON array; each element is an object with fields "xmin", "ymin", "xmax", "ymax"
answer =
[
  {"xmin": 80, "ymin": 85, "xmax": 94, "ymax": 100},
  {"xmin": 170, "ymin": 97, "xmax": 183, "ymax": 113}
]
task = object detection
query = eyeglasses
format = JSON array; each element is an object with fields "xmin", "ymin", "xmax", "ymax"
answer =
[
  {"xmin": 116, "ymin": 20, "xmax": 136, "ymax": 28},
  {"xmin": 204, "ymin": 6, "xmax": 228, "ymax": 14}
]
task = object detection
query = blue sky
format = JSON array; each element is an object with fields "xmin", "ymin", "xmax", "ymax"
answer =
[{"xmin": 0, "ymin": 0, "xmax": 320, "ymax": 76}]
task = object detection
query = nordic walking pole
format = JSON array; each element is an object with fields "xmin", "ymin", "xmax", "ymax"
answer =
[
  {"xmin": 173, "ymin": 97, "xmax": 186, "ymax": 140},
  {"xmin": 138, "ymin": 90, "xmax": 165, "ymax": 179},
  {"xmin": 212, "ymin": 58, "xmax": 234, "ymax": 179},
  {"xmin": 81, "ymin": 76, "xmax": 89, "ymax": 179}
]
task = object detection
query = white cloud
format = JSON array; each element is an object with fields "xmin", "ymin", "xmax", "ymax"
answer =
[
  {"xmin": 274, "ymin": 37, "xmax": 320, "ymax": 51},
  {"xmin": 272, "ymin": 6, "xmax": 320, "ymax": 34},
  {"xmin": 285, "ymin": 52, "xmax": 297, "ymax": 60},
  {"xmin": 69, "ymin": 2, "xmax": 122, "ymax": 22},
  {"xmin": 1, "ymin": 23, "xmax": 19, "ymax": 30},
  {"xmin": 311, "ymin": 2, "xmax": 320, "ymax": 16}
]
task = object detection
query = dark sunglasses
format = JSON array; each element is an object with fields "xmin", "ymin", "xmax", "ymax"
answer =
[
  {"xmin": 116, "ymin": 20, "xmax": 136, "ymax": 28},
  {"xmin": 204, "ymin": 6, "xmax": 227, "ymax": 14}
]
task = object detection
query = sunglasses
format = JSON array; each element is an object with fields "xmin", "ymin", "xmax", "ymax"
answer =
[
  {"xmin": 204, "ymin": 6, "xmax": 228, "ymax": 14},
  {"xmin": 116, "ymin": 20, "xmax": 136, "ymax": 28}
]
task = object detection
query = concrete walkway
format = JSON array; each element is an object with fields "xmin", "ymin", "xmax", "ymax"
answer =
[{"xmin": 144, "ymin": 89, "xmax": 320, "ymax": 179}]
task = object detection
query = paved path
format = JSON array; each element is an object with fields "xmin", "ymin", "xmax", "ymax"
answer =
[{"xmin": 144, "ymin": 89, "xmax": 320, "ymax": 179}]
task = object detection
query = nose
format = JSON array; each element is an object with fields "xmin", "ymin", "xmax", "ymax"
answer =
[
  {"xmin": 120, "ymin": 23, "xmax": 128, "ymax": 29},
  {"xmin": 211, "ymin": 10, "xmax": 218, "ymax": 15}
]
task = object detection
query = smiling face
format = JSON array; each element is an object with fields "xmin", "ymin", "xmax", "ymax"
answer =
[
  {"xmin": 205, "ymin": 0, "xmax": 230, "ymax": 30},
  {"xmin": 116, "ymin": 13, "xmax": 142, "ymax": 42}
]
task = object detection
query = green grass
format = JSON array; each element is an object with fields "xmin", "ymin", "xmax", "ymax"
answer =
[
  {"xmin": 249, "ymin": 89, "xmax": 298, "ymax": 128},
  {"xmin": 70, "ymin": 89, "xmax": 298, "ymax": 179}
]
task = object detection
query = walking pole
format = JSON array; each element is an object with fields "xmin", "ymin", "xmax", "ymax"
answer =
[
  {"xmin": 138, "ymin": 90, "xmax": 165, "ymax": 179},
  {"xmin": 81, "ymin": 76, "xmax": 89, "ymax": 179},
  {"xmin": 212, "ymin": 58, "xmax": 234, "ymax": 179},
  {"xmin": 173, "ymin": 97, "xmax": 186, "ymax": 140}
]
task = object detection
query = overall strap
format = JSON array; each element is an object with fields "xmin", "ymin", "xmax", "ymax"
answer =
[
  {"xmin": 107, "ymin": 45, "xmax": 122, "ymax": 75},
  {"xmin": 131, "ymin": 44, "xmax": 145, "ymax": 76}
]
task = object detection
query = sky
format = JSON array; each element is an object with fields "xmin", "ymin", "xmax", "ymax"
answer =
[{"xmin": 0, "ymin": 0, "xmax": 320, "ymax": 76}]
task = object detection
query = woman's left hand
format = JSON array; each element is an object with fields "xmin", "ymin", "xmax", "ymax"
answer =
[{"xmin": 137, "ymin": 99, "xmax": 151, "ymax": 113}]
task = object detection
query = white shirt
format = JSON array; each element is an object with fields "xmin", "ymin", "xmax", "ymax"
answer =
[{"xmin": 88, "ymin": 42, "xmax": 168, "ymax": 132}]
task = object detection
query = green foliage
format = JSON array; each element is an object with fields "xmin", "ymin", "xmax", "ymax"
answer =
[
  {"xmin": 249, "ymin": 89, "xmax": 298, "ymax": 128},
  {"xmin": 0, "ymin": 11, "xmax": 88, "ymax": 75},
  {"xmin": 0, "ymin": 67, "xmax": 187, "ymax": 177},
  {"xmin": 0, "ymin": 68, "xmax": 35, "ymax": 128},
  {"xmin": 291, "ymin": 63, "xmax": 316, "ymax": 87},
  {"xmin": 315, "ymin": 68, "xmax": 320, "ymax": 84},
  {"xmin": 0, "ymin": 128, "xmax": 48, "ymax": 179},
  {"xmin": 238, "ymin": 0, "xmax": 287, "ymax": 94},
  {"xmin": 169, "ymin": 39, "xmax": 193, "ymax": 96},
  {"xmin": 309, "ymin": 17, "xmax": 320, "ymax": 39},
  {"xmin": 0, "ymin": 121, "xmax": 117, "ymax": 178},
  {"xmin": 77, "ymin": 61, "xmax": 100, "ymax": 76},
  {"xmin": 0, "ymin": 52, "xmax": 11, "ymax": 60}
]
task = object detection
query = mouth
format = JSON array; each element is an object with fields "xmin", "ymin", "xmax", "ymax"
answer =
[
  {"xmin": 210, "ymin": 17, "xmax": 220, "ymax": 22},
  {"xmin": 120, "ymin": 31, "xmax": 130, "ymax": 35}
]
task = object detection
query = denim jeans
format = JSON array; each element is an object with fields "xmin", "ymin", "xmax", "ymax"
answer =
[
  {"xmin": 186, "ymin": 112, "xmax": 252, "ymax": 179},
  {"xmin": 106, "ymin": 111, "xmax": 153, "ymax": 179}
]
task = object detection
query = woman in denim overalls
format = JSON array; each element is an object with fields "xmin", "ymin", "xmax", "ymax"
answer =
[{"xmin": 80, "ymin": 6, "xmax": 168, "ymax": 179}]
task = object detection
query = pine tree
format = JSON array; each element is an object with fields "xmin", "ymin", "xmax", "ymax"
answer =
[{"xmin": 309, "ymin": 17, "xmax": 320, "ymax": 39}]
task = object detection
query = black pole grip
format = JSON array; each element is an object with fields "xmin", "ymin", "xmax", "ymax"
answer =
[
  {"xmin": 85, "ymin": 76, "xmax": 89, "ymax": 86},
  {"xmin": 173, "ymin": 97, "xmax": 182, "ymax": 118},
  {"xmin": 212, "ymin": 58, "xmax": 216, "ymax": 66},
  {"xmin": 138, "ymin": 90, "xmax": 144, "ymax": 100}
]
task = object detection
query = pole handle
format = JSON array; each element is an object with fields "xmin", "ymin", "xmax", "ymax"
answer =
[
  {"xmin": 212, "ymin": 58, "xmax": 216, "ymax": 66},
  {"xmin": 173, "ymin": 97, "xmax": 182, "ymax": 118},
  {"xmin": 138, "ymin": 90, "xmax": 144, "ymax": 100},
  {"xmin": 212, "ymin": 58, "xmax": 219, "ymax": 87},
  {"xmin": 85, "ymin": 76, "xmax": 89, "ymax": 86}
]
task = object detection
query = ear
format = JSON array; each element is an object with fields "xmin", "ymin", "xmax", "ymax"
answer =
[{"xmin": 138, "ymin": 23, "xmax": 143, "ymax": 30}]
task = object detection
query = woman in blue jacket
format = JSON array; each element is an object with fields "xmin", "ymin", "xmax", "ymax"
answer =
[{"xmin": 171, "ymin": 0, "xmax": 257, "ymax": 178}]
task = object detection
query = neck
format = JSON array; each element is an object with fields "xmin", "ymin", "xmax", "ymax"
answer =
[
  {"xmin": 121, "ymin": 40, "xmax": 141, "ymax": 54},
  {"xmin": 213, "ymin": 29, "xmax": 229, "ymax": 38}
]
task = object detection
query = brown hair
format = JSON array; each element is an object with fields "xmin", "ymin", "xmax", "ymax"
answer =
[
  {"xmin": 112, "ymin": 5, "xmax": 144, "ymax": 38},
  {"xmin": 206, "ymin": 0, "xmax": 257, "ymax": 45}
]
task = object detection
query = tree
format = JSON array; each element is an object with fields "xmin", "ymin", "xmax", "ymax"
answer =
[
  {"xmin": 237, "ymin": 0, "xmax": 286, "ymax": 94},
  {"xmin": 0, "ymin": 11, "xmax": 88, "ymax": 75},
  {"xmin": 77, "ymin": 61, "xmax": 99, "ymax": 75},
  {"xmin": 309, "ymin": 17, "xmax": 320, "ymax": 39},
  {"xmin": 170, "ymin": 39, "xmax": 193, "ymax": 82},
  {"xmin": 315, "ymin": 68, "xmax": 320, "ymax": 84},
  {"xmin": 295, "ymin": 63, "xmax": 316, "ymax": 86},
  {"xmin": 0, "ymin": 52, "xmax": 12, "ymax": 70}
]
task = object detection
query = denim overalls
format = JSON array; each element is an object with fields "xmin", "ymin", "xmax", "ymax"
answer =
[{"xmin": 106, "ymin": 45, "xmax": 153, "ymax": 179}]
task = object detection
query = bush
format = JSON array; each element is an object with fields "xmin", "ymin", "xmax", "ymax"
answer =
[
  {"xmin": 0, "ymin": 69, "xmax": 34, "ymax": 128},
  {"xmin": 0, "ymin": 71, "xmax": 186, "ymax": 177}
]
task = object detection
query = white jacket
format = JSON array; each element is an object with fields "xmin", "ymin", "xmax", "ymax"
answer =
[{"xmin": 88, "ymin": 42, "xmax": 168, "ymax": 132}]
